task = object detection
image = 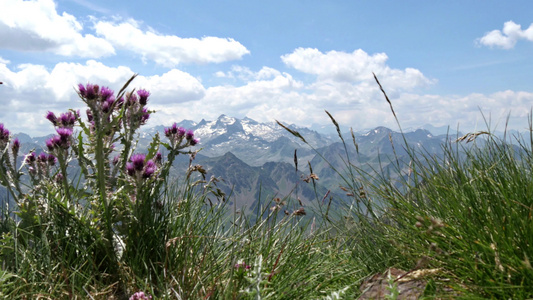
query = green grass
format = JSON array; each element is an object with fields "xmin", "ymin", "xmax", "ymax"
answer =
[{"xmin": 1, "ymin": 75, "xmax": 532, "ymax": 299}]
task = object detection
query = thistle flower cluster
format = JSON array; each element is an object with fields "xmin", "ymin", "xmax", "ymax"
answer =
[
  {"xmin": 46, "ymin": 127, "xmax": 73, "ymax": 151},
  {"xmin": 24, "ymin": 151, "xmax": 56, "ymax": 177},
  {"xmin": 45, "ymin": 111, "xmax": 78, "ymax": 128},
  {"xmin": 124, "ymin": 90, "xmax": 151, "ymax": 126},
  {"xmin": 78, "ymin": 83, "xmax": 151, "ymax": 133},
  {"xmin": 0, "ymin": 124, "xmax": 21, "ymax": 164},
  {"xmin": 78, "ymin": 84, "xmax": 120, "ymax": 129},
  {"xmin": 164, "ymin": 123, "xmax": 198, "ymax": 148},
  {"xmin": 126, "ymin": 153, "xmax": 158, "ymax": 180}
]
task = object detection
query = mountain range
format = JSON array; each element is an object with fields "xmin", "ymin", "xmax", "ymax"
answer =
[{"xmin": 3, "ymin": 115, "xmax": 456, "ymax": 213}]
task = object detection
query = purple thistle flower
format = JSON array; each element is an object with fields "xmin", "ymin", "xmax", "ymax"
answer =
[
  {"xmin": 0, "ymin": 124, "xmax": 10, "ymax": 142},
  {"xmin": 185, "ymin": 129, "xmax": 194, "ymax": 141},
  {"xmin": 137, "ymin": 89, "xmax": 150, "ymax": 106},
  {"xmin": 46, "ymin": 111, "xmax": 58, "ymax": 126},
  {"xmin": 56, "ymin": 127, "xmax": 73, "ymax": 144},
  {"xmin": 78, "ymin": 83, "xmax": 86, "ymax": 97},
  {"xmin": 37, "ymin": 152, "xmax": 48, "ymax": 162},
  {"xmin": 79, "ymin": 83, "xmax": 99, "ymax": 100},
  {"xmin": 190, "ymin": 138, "xmax": 199, "ymax": 146},
  {"xmin": 47, "ymin": 154, "xmax": 56, "ymax": 166},
  {"xmin": 127, "ymin": 93, "xmax": 138, "ymax": 106},
  {"xmin": 55, "ymin": 173, "xmax": 63, "ymax": 183},
  {"xmin": 25, "ymin": 152, "xmax": 36, "ymax": 164},
  {"xmin": 11, "ymin": 138, "xmax": 20, "ymax": 156},
  {"xmin": 178, "ymin": 127, "xmax": 186, "ymax": 137},
  {"xmin": 87, "ymin": 84, "xmax": 99, "ymax": 100},
  {"xmin": 164, "ymin": 123, "xmax": 177, "ymax": 138},
  {"xmin": 46, "ymin": 136, "xmax": 58, "ymax": 151},
  {"xmin": 100, "ymin": 86, "xmax": 114, "ymax": 102},
  {"xmin": 142, "ymin": 160, "xmax": 156, "ymax": 178},
  {"xmin": 155, "ymin": 152, "xmax": 162, "ymax": 164},
  {"xmin": 126, "ymin": 162, "xmax": 135, "ymax": 176},
  {"xmin": 130, "ymin": 154, "xmax": 146, "ymax": 172},
  {"xmin": 102, "ymin": 99, "xmax": 112, "ymax": 113},
  {"xmin": 58, "ymin": 111, "xmax": 77, "ymax": 127},
  {"xmin": 86, "ymin": 109, "xmax": 93, "ymax": 122},
  {"xmin": 141, "ymin": 107, "xmax": 150, "ymax": 124},
  {"xmin": 170, "ymin": 123, "xmax": 179, "ymax": 134}
]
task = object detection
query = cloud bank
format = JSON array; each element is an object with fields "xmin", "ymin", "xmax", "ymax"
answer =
[{"xmin": 0, "ymin": 0, "xmax": 249, "ymax": 65}]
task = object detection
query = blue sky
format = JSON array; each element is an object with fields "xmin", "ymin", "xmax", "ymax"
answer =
[{"xmin": 1, "ymin": 0, "xmax": 533, "ymax": 136}]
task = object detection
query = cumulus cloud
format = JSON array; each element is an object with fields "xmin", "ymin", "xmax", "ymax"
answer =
[
  {"xmin": 281, "ymin": 48, "xmax": 434, "ymax": 90},
  {"xmin": 478, "ymin": 21, "xmax": 533, "ymax": 49},
  {"xmin": 93, "ymin": 19, "xmax": 250, "ymax": 67},
  {"xmin": 0, "ymin": 59, "xmax": 205, "ymax": 136},
  {"xmin": 0, "ymin": 0, "xmax": 115, "ymax": 57},
  {"xmin": 0, "ymin": 0, "xmax": 249, "ymax": 65}
]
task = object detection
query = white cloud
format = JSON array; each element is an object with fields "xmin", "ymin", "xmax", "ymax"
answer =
[
  {"xmin": 0, "ymin": 0, "xmax": 115, "ymax": 57},
  {"xmin": 93, "ymin": 19, "xmax": 250, "ymax": 67},
  {"xmin": 0, "ymin": 60, "xmax": 205, "ymax": 136},
  {"xmin": 215, "ymin": 66, "xmax": 281, "ymax": 81},
  {"xmin": 281, "ymin": 48, "xmax": 434, "ymax": 89},
  {"xmin": 478, "ymin": 21, "xmax": 533, "ymax": 49},
  {"xmin": 1, "ymin": 49, "xmax": 531, "ymax": 138}
]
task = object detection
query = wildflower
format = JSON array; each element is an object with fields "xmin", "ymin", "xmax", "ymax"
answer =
[
  {"xmin": 101, "ymin": 98, "xmax": 113, "ymax": 113},
  {"xmin": 154, "ymin": 152, "xmax": 162, "ymax": 164},
  {"xmin": 46, "ymin": 136, "xmax": 60, "ymax": 151},
  {"xmin": 126, "ymin": 153, "xmax": 157, "ymax": 180},
  {"xmin": 130, "ymin": 154, "xmax": 146, "ymax": 172},
  {"xmin": 55, "ymin": 173, "xmax": 63, "ymax": 184},
  {"xmin": 25, "ymin": 152, "xmax": 36, "ymax": 164},
  {"xmin": 126, "ymin": 162, "xmax": 135, "ymax": 176},
  {"xmin": 11, "ymin": 138, "xmax": 20, "ymax": 157},
  {"xmin": 164, "ymin": 123, "xmax": 198, "ymax": 148},
  {"xmin": 37, "ymin": 152, "xmax": 48, "ymax": 163},
  {"xmin": 127, "ymin": 92, "xmax": 138, "ymax": 106},
  {"xmin": 84, "ymin": 109, "xmax": 93, "ymax": 123},
  {"xmin": 47, "ymin": 153, "xmax": 56, "ymax": 166},
  {"xmin": 185, "ymin": 129, "xmax": 194, "ymax": 141},
  {"xmin": 142, "ymin": 160, "xmax": 156, "ymax": 178},
  {"xmin": 78, "ymin": 83, "xmax": 99, "ymax": 100},
  {"xmin": 57, "ymin": 111, "xmax": 77, "ymax": 127},
  {"xmin": 234, "ymin": 261, "xmax": 251, "ymax": 270},
  {"xmin": 56, "ymin": 127, "xmax": 73, "ymax": 145},
  {"xmin": 46, "ymin": 111, "xmax": 58, "ymax": 125},
  {"xmin": 0, "ymin": 123, "xmax": 10, "ymax": 145},
  {"xmin": 99, "ymin": 86, "xmax": 114, "ymax": 102},
  {"xmin": 164, "ymin": 123, "xmax": 178, "ymax": 137},
  {"xmin": 129, "ymin": 291, "xmax": 152, "ymax": 300},
  {"xmin": 137, "ymin": 89, "xmax": 150, "ymax": 106},
  {"xmin": 46, "ymin": 127, "xmax": 73, "ymax": 151},
  {"xmin": 140, "ymin": 107, "xmax": 150, "ymax": 124}
]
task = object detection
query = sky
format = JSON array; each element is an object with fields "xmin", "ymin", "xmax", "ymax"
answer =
[{"xmin": 1, "ymin": 0, "xmax": 533, "ymax": 137}]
